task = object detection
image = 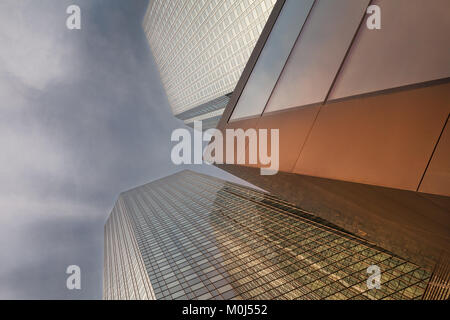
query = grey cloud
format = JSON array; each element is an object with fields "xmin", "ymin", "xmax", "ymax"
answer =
[{"xmin": 0, "ymin": 0, "xmax": 253, "ymax": 299}]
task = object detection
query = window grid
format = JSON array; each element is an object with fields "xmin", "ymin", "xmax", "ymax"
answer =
[
  {"xmin": 104, "ymin": 170, "xmax": 431, "ymax": 300},
  {"xmin": 143, "ymin": 0, "xmax": 277, "ymax": 115}
]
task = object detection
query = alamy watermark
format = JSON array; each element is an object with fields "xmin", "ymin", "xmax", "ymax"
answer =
[
  {"xmin": 367, "ymin": 265, "xmax": 382, "ymax": 290},
  {"xmin": 366, "ymin": 5, "xmax": 381, "ymax": 30},
  {"xmin": 66, "ymin": 265, "xmax": 81, "ymax": 290},
  {"xmin": 171, "ymin": 121, "xmax": 279, "ymax": 175},
  {"xmin": 66, "ymin": 5, "xmax": 81, "ymax": 30}
]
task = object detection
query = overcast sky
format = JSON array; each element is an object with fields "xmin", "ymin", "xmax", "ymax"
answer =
[{"xmin": 0, "ymin": 0, "xmax": 253, "ymax": 299}]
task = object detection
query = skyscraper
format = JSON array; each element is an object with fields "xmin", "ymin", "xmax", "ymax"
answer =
[
  {"xmin": 104, "ymin": 170, "xmax": 435, "ymax": 300},
  {"xmin": 214, "ymin": 0, "xmax": 450, "ymax": 275},
  {"xmin": 142, "ymin": 0, "xmax": 276, "ymax": 130},
  {"xmin": 217, "ymin": 0, "xmax": 450, "ymax": 196}
]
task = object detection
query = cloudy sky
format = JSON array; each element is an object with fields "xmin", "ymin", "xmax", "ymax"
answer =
[{"xmin": 0, "ymin": 0, "xmax": 252, "ymax": 299}]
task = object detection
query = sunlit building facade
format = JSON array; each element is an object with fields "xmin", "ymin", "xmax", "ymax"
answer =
[
  {"xmin": 104, "ymin": 170, "xmax": 435, "ymax": 300},
  {"xmin": 142, "ymin": 0, "xmax": 276, "ymax": 130},
  {"xmin": 215, "ymin": 0, "xmax": 450, "ymax": 278}
]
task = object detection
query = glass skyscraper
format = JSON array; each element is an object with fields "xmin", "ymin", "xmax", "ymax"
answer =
[
  {"xmin": 142, "ymin": 0, "xmax": 276, "ymax": 130},
  {"xmin": 104, "ymin": 170, "xmax": 434, "ymax": 300}
]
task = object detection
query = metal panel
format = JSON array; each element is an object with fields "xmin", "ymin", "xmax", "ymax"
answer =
[
  {"xmin": 419, "ymin": 117, "xmax": 450, "ymax": 196},
  {"xmin": 229, "ymin": 0, "xmax": 314, "ymax": 121},
  {"xmin": 294, "ymin": 82, "xmax": 450, "ymax": 191},
  {"xmin": 256, "ymin": 106, "xmax": 320, "ymax": 172},
  {"xmin": 330, "ymin": 0, "xmax": 450, "ymax": 100},
  {"xmin": 265, "ymin": 0, "xmax": 369, "ymax": 113},
  {"xmin": 218, "ymin": 118, "xmax": 260, "ymax": 166}
]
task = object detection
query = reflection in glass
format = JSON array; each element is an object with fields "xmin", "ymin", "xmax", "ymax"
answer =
[
  {"xmin": 104, "ymin": 170, "xmax": 431, "ymax": 300},
  {"xmin": 264, "ymin": 0, "xmax": 370, "ymax": 113},
  {"xmin": 330, "ymin": 0, "xmax": 450, "ymax": 100},
  {"xmin": 230, "ymin": 0, "xmax": 315, "ymax": 121}
]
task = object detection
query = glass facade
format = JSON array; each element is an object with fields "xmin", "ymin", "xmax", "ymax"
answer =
[
  {"xmin": 103, "ymin": 197, "xmax": 156, "ymax": 300},
  {"xmin": 143, "ymin": 0, "xmax": 277, "ymax": 124},
  {"xmin": 104, "ymin": 170, "xmax": 432, "ymax": 300},
  {"xmin": 176, "ymin": 93, "xmax": 232, "ymax": 131}
]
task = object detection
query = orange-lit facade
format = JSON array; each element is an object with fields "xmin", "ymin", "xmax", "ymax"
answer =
[{"xmin": 214, "ymin": 0, "xmax": 450, "ymax": 277}]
